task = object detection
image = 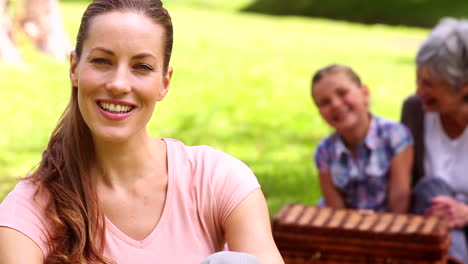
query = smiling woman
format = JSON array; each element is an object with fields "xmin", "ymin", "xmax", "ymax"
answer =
[
  {"xmin": 0, "ymin": 1, "xmax": 284, "ymax": 264},
  {"xmin": 401, "ymin": 17, "xmax": 468, "ymax": 263}
]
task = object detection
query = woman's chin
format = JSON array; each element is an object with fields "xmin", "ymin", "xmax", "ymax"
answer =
[
  {"xmin": 331, "ymin": 115, "xmax": 355, "ymax": 130},
  {"xmin": 91, "ymin": 130, "xmax": 134, "ymax": 144},
  {"xmin": 421, "ymin": 103, "xmax": 439, "ymax": 113},
  {"xmin": 333, "ymin": 120, "xmax": 354, "ymax": 133}
]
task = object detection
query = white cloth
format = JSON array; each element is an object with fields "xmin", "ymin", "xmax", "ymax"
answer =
[
  {"xmin": 200, "ymin": 252, "xmax": 260, "ymax": 264},
  {"xmin": 424, "ymin": 113, "xmax": 468, "ymax": 199}
]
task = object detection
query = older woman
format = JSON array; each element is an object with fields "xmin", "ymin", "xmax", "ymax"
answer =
[{"xmin": 401, "ymin": 18, "xmax": 468, "ymax": 263}]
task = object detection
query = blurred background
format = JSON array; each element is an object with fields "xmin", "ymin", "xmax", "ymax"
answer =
[{"xmin": 1, "ymin": 0, "xmax": 467, "ymax": 215}]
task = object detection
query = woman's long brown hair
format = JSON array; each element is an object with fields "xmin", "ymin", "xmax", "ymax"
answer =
[{"xmin": 26, "ymin": 0, "xmax": 173, "ymax": 263}]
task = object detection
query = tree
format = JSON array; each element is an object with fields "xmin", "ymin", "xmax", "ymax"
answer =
[
  {"xmin": 20, "ymin": 0, "xmax": 71, "ymax": 61},
  {"xmin": 0, "ymin": 0, "xmax": 22, "ymax": 63},
  {"xmin": 0, "ymin": 0, "xmax": 71, "ymax": 63},
  {"xmin": 243, "ymin": 0, "xmax": 468, "ymax": 28}
]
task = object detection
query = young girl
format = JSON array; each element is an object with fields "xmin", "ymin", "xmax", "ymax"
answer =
[{"xmin": 311, "ymin": 64, "xmax": 413, "ymax": 213}]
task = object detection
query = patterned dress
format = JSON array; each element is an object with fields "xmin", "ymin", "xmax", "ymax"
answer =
[{"xmin": 314, "ymin": 115, "xmax": 413, "ymax": 211}]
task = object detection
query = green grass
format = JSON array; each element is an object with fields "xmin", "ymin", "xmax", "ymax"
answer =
[{"xmin": 0, "ymin": 2, "xmax": 426, "ymax": 215}]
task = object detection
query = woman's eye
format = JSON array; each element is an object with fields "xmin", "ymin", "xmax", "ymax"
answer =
[
  {"xmin": 320, "ymin": 99, "xmax": 330, "ymax": 107},
  {"xmin": 420, "ymin": 79, "xmax": 432, "ymax": 89},
  {"xmin": 90, "ymin": 58, "xmax": 111, "ymax": 65},
  {"xmin": 337, "ymin": 90, "xmax": 348, "ymax": 97},
  {"xmin": 134, "ymin": 64, "xmax": 154, "ymax": 71}
]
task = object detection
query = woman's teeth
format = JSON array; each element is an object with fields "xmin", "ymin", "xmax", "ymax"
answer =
[{"xmin": 99, "ymin": 102, "xmax": 133, "ymax": 113}]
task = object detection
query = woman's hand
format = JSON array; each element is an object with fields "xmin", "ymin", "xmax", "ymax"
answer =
[{"xmin": 425, "ymin": 196, "xmax": 468, "ymax": 228}]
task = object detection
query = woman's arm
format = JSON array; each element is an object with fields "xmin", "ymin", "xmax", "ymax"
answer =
[
  {"xmin": 223, "ymin": 189, "xmax": 284, "ymax": 264},
  {"xmin": 318, "ymin": 171, "xmax": 345, "ymax": 208},
  {"xmin": 0, "ymin": 227, "xmax": 44, "ymax": 264},
  {"xmin": 388, "ymin": 145, "xmax": 414, "ymax": 213}
]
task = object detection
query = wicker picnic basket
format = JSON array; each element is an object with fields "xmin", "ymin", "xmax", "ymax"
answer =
[{"xmin": 273, "ymin": 204, "xmax": 458, "ymax": 264}]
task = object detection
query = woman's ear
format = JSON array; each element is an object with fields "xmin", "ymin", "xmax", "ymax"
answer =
[
  {"xmin": 157, "ymin": 67, "xmax": 173, "ymax": 101},
  {"xmin": 70, "ymin": 51, "xmax": 78, "ymax": 87},
  {"xmin": 361, "ymin": 84, "xmax": 371, "ymax": 106}
]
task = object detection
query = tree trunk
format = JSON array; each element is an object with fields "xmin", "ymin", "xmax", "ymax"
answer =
[
  {"xmin": 20, "ymin": 0, "xmax": 71, "ymax": 61},
  {"xmin": 0, "ymin": 0, "xmax": 22, "ymax": 63}
]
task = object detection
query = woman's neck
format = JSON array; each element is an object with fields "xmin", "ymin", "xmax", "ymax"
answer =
[
  {"xmin": 440, "ymin": 112, "xmax": 467, "ymax": 139},
  {"xmin": 92, "ymin": 134, "xmax": 166, "ymax": 189},
  {"xmin": 340, "ymin": 114, "xmax": 371, "ymax": 154}
]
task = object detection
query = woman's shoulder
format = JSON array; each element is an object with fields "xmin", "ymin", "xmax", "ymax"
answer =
[
  {"xmin": 0, "ymin": 179, "xmax": 50, "ymax": 257},
  {"xmin": 373, "ymin": 115, "xmax": 408, "ymax": 129},
  {"xmin": 315, "ymin": 132, "xmax": 341, "ymax": 153},
  {"xmin": 1, "ymin": 179, "xmax": 44, "ymax": 205},
  {"xmin": 0, "ymin": 179, "xmax": 50, "ymax": 219},
  {"xmin": 370, "ymin": 116, "xmax": 414, "ymax": 154},
  {"xmin": 317, "ymin": 132, "xmax": 340, "ymax": 146},
  {"xmin": 401, "ymin": 94, "xmax": 424, "ymax": 122},
  {"xmin": 163, "ymin": 138, "xmax": 250, "ymax": 175},
  {"xmin": 371, "ymin": 115, "xmax": 412, "ymax": 137},
  {"xmin": 402, "ymin": 94, "xmax": 422, "ymax": 106},
  {"xmin": 163, "ymin": 138, "xmax": 259, "ymax": 194}
]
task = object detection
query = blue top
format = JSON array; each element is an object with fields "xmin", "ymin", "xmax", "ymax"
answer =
[{"xmin": 314, "ymin": 115, "xmax": 413, "ymax": 211}]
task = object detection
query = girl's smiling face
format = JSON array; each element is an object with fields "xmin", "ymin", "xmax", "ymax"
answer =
[
  {"xmin": 70, "ymin": 11, "xmax": 172, "ymax": 143},
  {"xmin": 312, "ymin": 72, "xmax": 370, "ymax": 133}
]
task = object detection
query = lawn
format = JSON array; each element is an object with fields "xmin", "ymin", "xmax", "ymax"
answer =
[{"xmin": 0, "ymin": 1, "xmax": 426, "ymax": 215}]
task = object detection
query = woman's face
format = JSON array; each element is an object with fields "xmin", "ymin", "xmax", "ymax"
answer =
[
  {"xmin": 416, "ymin": 67, "xmax": 458, "ymax": 114},
  {"xmin": 70, "ymin": 11, "xmax": 172, "ymax": 143}
]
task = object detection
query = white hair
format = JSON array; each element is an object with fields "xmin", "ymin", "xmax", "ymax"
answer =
[{"xmin": 416, "ymin": 17, "xmax": 468, "ymax": 92}]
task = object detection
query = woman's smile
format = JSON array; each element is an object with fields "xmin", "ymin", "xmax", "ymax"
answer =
[{"xmin": 97, "ymin": 99, "xmax": 136, "ymax": 121}]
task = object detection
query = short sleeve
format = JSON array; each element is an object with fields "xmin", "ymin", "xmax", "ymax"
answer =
[
  {"xmin": 314, "ymin": 139, "xmax": 332, "ymax": 172},
  {"xmin": 0, "ymin": 181, "xmax": 50, "ymax": 256},
  {"xmin": 213, "ymin": 154, "xmax": 260, "ymax": 226},
  {"xmin": 388, "ymin": 123, "xmax": 414, "ymax": 157}
]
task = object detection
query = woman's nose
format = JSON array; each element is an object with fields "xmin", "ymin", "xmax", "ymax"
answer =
[
  {"xmin": 106, "ymin": 66, "xmax": 131, "ymax": 94},
  {"xmin": 329, "ymin": 97, "xmax": 341, "ymax": 108}
]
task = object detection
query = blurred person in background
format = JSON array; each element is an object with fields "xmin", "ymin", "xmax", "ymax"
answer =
[
  {"xmin": 311, "ymin": 64, "xmax": 413, "ymax": 214},
  {"xmin": 401, "ymin": 17, "xmax": 468, "ymax": 263}
]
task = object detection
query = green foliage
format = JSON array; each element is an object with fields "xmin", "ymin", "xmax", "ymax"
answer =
[
  {"xmin": 244, "ymin": 0, "xmax": 468, "ymax": 28},
  {"xmin": 0, "ymin": 3, "xmax": 425, "ymax": 215},
  {"xmin": 164, "ymin": 0, "xmax": 253, "ymax": 12}
]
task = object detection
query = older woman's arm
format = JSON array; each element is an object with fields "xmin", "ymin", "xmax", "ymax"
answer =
[
  {"xmin": 0, "ymin": 227, "xmax": 44, "ymax": 264},
  {"xmin": 388, "ymin": 145, "xmax": 414, "ymax": 213},
  {"xmin": 224, "ymin": 189, "xmax": 284, "ymax": 264}
]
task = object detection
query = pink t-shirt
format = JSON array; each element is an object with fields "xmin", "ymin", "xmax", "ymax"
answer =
[{"xmin": 0, "ymin": 138, "xmax": 260, "ymax": 263}]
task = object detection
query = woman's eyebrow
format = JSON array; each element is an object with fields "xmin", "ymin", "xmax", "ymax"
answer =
[
  {"xmin": 132, "ymin": 53, "xmax": 156, "ymax": 60},
  {"xmin": 90, "ymin": 46, "xmax": 114, "ymax": 55},
  {"xmin": 89, "ymin": 48, "xmax": 156, "ymax": 61}
]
